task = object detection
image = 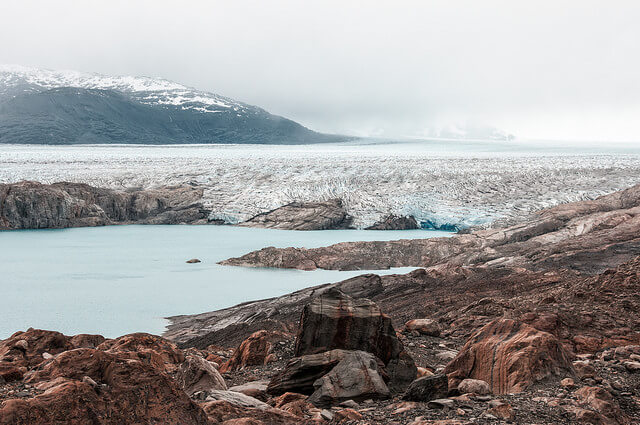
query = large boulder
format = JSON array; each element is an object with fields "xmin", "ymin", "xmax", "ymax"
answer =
[
  {"xmin": 444, "ymin": 318, "xmax": 574, "ymax": 394},
  {"xmin": 308, "ymin": 350, "xmax": 390, "ymax": 407},
  {"xmin": 0, "ymin": 329, "xmax": 75, "ymax": 368},
  {"xmin": 294, "ymin": 289, "xmax": 416, "ymax": 388},
  {"xmin": 2, "ymin": 348, "xmax": 209, "ymax": 425},
  {"xmin": 267, "ymin": 349, "xmax": 390, "ymax": 406},
  {"xmin": 176, "ymin": 354, "xmax": 227, "ymax": 395},
  {"xmin": 220, "ymin": 330, "xmax": 286, "ymax": 373},
  {"xmin": 240, "ymin": 199, "xmax": 352, "ymax": 231}
]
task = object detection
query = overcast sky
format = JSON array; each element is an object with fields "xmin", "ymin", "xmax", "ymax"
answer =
[{"xmin": 1, "ymin": 1, "xmax": 639, "ymax": 142}]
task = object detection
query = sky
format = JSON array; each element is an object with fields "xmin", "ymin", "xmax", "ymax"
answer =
[{"xmin": 1, "ymin": 0, "xmax": 639, "ymax": 143}]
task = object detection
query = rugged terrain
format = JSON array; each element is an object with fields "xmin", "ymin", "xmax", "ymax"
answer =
[
  {"xmin": 0, "ymin": 181, "xmax": 210, "ymax": 229},
  {"xmin": 221, "ymin": 182, "xmax": 640, "ymax": 272},
  {"xmin": 0, "ymin": 65, "xmax": 343, "ymax": 145}
]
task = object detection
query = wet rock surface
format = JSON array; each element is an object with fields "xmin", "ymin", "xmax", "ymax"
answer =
[{"xmin": 0, "ymin": 180, "xmax": 209, "ymax": 229}]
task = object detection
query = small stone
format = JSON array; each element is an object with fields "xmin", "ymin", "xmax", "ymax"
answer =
[
  {"xmin": 42, "ymin": 352, "xmax": 53, "ymax": 360},
  {"xmin": 82, "ymin": 375, "xmax": 99, "ymax": 388},
  {"xmin": 339, "ymin": 399, "xmax": 359, "ymax": 408},
  {"xmin": 624, "ymin": 361, "xmax": 640, "ymax": 372},
  {"xmin": 427, "ymin": 398, "xmax": 455, "ymax": 409},
  {"xmin": 320, "ymin": 409, "xmax": 334, "ymax": 421},
  {"xmin": 14, "ymin": 340, "xmax": 28, "ymax": 351},
  {"xmin": 458, "ymin": 378, "xmax": 491, "ymax": 395},
  {"xmin": 186, "ymin": 258, "xmax": 201, "ymax": 263},
  {"xmin": 560, "ymin": 377, "xmax": 576, "ymax": 388}
]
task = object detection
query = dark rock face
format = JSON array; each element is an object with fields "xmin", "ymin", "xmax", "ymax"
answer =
[
  {"xmin": 402, "ymin": 374, "xmax": 449, "ymax": 402},
  {"xmin": 239, "ymin": 199, "xmax": 353, "ymax": 231},
  {"xmin": 0, "ymin": 181, "xmax": 209, "ymax": 229},
  {"xmin": 267, "ymin": 349, "xmax": 390, "ymax": 406},
  {"xmin": 221, "ymin": 183, "xmax": 640, "ymax": 273},
  {"xmin": 294, "ymin": 289, "xmax": 416, "ymax": 389},
  {"xmin": 444, "ymin": 318, "xmax": 575, "ymax": 394},
  {"xmin": 366, "ymin": 214, "xmax": 419, "ymax": 230}
]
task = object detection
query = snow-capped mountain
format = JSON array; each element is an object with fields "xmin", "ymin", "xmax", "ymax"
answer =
[{"xmin": 0, "ymin": 65, "xmax": 344, "ymax": 145}]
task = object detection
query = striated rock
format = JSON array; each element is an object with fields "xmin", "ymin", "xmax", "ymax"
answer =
[
  {"xmin": 366, "ymin": 214, "xmax": 419, "ymax": 230},
  {"xmin": 220, "ymin": 330, "xmax": 287, "ymax": 373},
  {"xmin": 176, "ymin": 354, "xmax": 227, "ymax": 396},
  {"xmin": 2, "ymin": 348, "xmax": 209, "ymax": 425},
  {"xmin": 444, "ymin": 318, "xmax": 574, "ymax": 394},
  {"xmin": 294, "ymin": 289, "xmax": 415, "ymax": 388},
  {"xmin": 269, "ymin": 392, "xmax": 313, "ymax": 417},
  {"xmin": 239, "ymin": 199, "xmax": 352, "ymax": 231},
  {"xmin": 405, "ymin": 318, "xmax": 441, "ymax": 337},
  {"xmin": 201, "ymin": 400, "xmax": 300, "ymax": 425},
  {"xmin": 402, "ymin": 374, "xmax": 449, "ymax": 402},
  {"xmin": 0, "ymin": 181, "xmax": 208, "ymax": 229},
  {"xmin": 308, "ymin": 350, "xmax": 390, "ymax": 407},
  {"xmin": 202, "ymin": 390, "xmax": 269, "ymax": 409}
]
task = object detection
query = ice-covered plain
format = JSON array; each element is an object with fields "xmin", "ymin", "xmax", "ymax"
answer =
[{"xmin": 2, "ymin": 140, "xmax": 639, "ymax": 229}]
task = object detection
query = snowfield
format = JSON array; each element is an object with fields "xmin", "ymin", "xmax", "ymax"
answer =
[{"xmin": 1, "ymin": 141, "xmax": 639, "ymax": 229}]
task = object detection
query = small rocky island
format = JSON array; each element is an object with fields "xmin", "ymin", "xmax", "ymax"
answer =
[{"xmin": 1, "ymin": 183, "xmax": 640, "ymax": 424}]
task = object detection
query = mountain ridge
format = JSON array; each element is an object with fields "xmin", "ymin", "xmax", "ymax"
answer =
[{"xmin": 0, "ymin": 65, "xmax": 345, "ymax": 145}]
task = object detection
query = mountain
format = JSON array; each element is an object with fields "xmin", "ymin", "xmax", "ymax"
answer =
[{"xmin": 0, "ymin": 65, "xmax": 345, "ymax": 145}]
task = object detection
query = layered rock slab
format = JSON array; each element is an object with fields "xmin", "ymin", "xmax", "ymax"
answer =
[
  {"xmin": 239, "ymin": 198, "xmax": 352, "ymax": 231},
  {"xmin": 444, "ymin": 318, "xmax": 575, "ymax": 394}
]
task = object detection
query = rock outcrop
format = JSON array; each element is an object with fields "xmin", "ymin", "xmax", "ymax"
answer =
[
  {"xmin": 220, "ymin": 330, "xmax": 287, "ymax": 373},
  {"xmin": 294, "ymin": 289, "xmax": 416, "ymax": 389},
  {"xmin": 267, "ymin": 349, "xmax": 390, "ymax": 406},
  {"xmin": 239, "ymin": 199, "xmax": 352, "ymax": 230},
  {"xmin": 176, "ymin": 355, "xmax": 227, "ymax": 395},
  {"xmin": 366, "ymin": 214, "xmax": 419, "ymax": 230},
  {"xmin": 444, "ymin": 318, "xmax": 575, "ymax": 394},
  {"xmin": 221, "ymin": 183, "xmax": 640, "ymax": 273},
  {"xmin": 0, "ymin": 181, "xmax": 209, "ymax": 229}
]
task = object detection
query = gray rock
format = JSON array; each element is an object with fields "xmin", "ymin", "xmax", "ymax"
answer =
[
  {"xmin": 0, "ymin": 181, "xmax": 209, "ymax": 230},
  {"xmin": 308, "ymin": 350, "xmax": 390, "ymax": 407},
  {"xmin": 366, "ymin": 214, "xmax": 419, "ymax": 230},
  {"xmin": 239, "ymin": 199, "xmax": 352, "ymax": 231},
  {"xmin": 203, "ymin": 390, "xmax": 269, "ymax": 409},
  {"xmin": 176, "ymin": 355, "xmax": 227, "ymax": 396},
  {"xmin": 402, "ymin": 374, "xmax": 449, "ymax": 402}
]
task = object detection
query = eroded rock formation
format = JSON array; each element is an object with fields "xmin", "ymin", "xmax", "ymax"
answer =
[
  {"xmin": 0, "ymin": 181, "xmax": 209, "ymax": 229},
  {"xmin": 239, "ymin": 199, "xmax": 353, "ymax": 230}
]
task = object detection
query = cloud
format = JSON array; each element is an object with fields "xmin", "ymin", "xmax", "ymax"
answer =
[{"xmin": 1, "ymin": 0, "xmax": 639, "ymax": 142}]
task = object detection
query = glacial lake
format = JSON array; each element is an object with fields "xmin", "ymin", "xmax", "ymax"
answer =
[{"xmin": 0, "ymin": 225, "xmax": 453, "ymax": 339}]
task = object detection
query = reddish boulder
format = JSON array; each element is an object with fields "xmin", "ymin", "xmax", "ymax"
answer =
[
  {"xmin": 444, "ymin": 318, "xmax": 574, "ymax": 394},
  {"xmin": 1, "ymin": 348, "xmax": 209, "ymax": 425},
  {"xmin": 202, "ymin": 400, "xmax": 300, "ymax": 424},
  {"xmin": 220, "ymin": 330, "xmax": 287, "ymax": 373},
  {"xmin": 0, "ymin": 329, "xmax": 74, "ymax": 368},
  {"xmin": 97, "ymin": 332, "xmax": 185, "ymax": 372},
  {"xmin": 69, "ymin": 334, "xmax": 106, "ymax": 349}
]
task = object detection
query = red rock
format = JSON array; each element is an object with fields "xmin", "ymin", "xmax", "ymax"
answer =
[
  {"xmin": 457, "ymin": 378, "xmax": 491, "ymax": 395},
  {"xmin": 486, "ymin": 402, "xmax": 515, "ymax": 421},
  {"xmin": 405, "ymin": 319, "xmax": 441, "ymax": 337},
  {"xmin": 574, "ymin": 386, "xmax": 627, "ymax": 424},
  {"xmin": 97, "ymin": 332, "xmax": 185, "ymax": 372},
  {"xmin": 1, "ymin": 348, "xmax": 209, "ymax": 425},
  {"xmin": 69, "ymin": 334, "xmax": 106, "ymax": 349},
  {"xmin": 334, "ymin": 408, "xmax": 363, "ymax": 421},
  {"xmin": 220, "ymin": 330, "xmax": 287, "ymax": 373},
  {"xmin": 444, "ymin": 318, "xmax": 574, "ymax": 394},
  {"xmin": 270, "ymin": 392, "xmax": 313, "ymax": 417},
  {"xmin": 202, "ymin": 399, "xmax": 300, "ymax": 424},
  {"xmin": 0, "ymin": 364, "xmax": 26, "ymax": 382},
  {"xmin": 0, "ymin": 329, "xmax": 74, "ymax": 368}
]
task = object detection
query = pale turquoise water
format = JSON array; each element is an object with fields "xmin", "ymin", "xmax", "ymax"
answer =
[{"xmin": 0, "ymin": 225, "xmax": 452, "ymax": 339}]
